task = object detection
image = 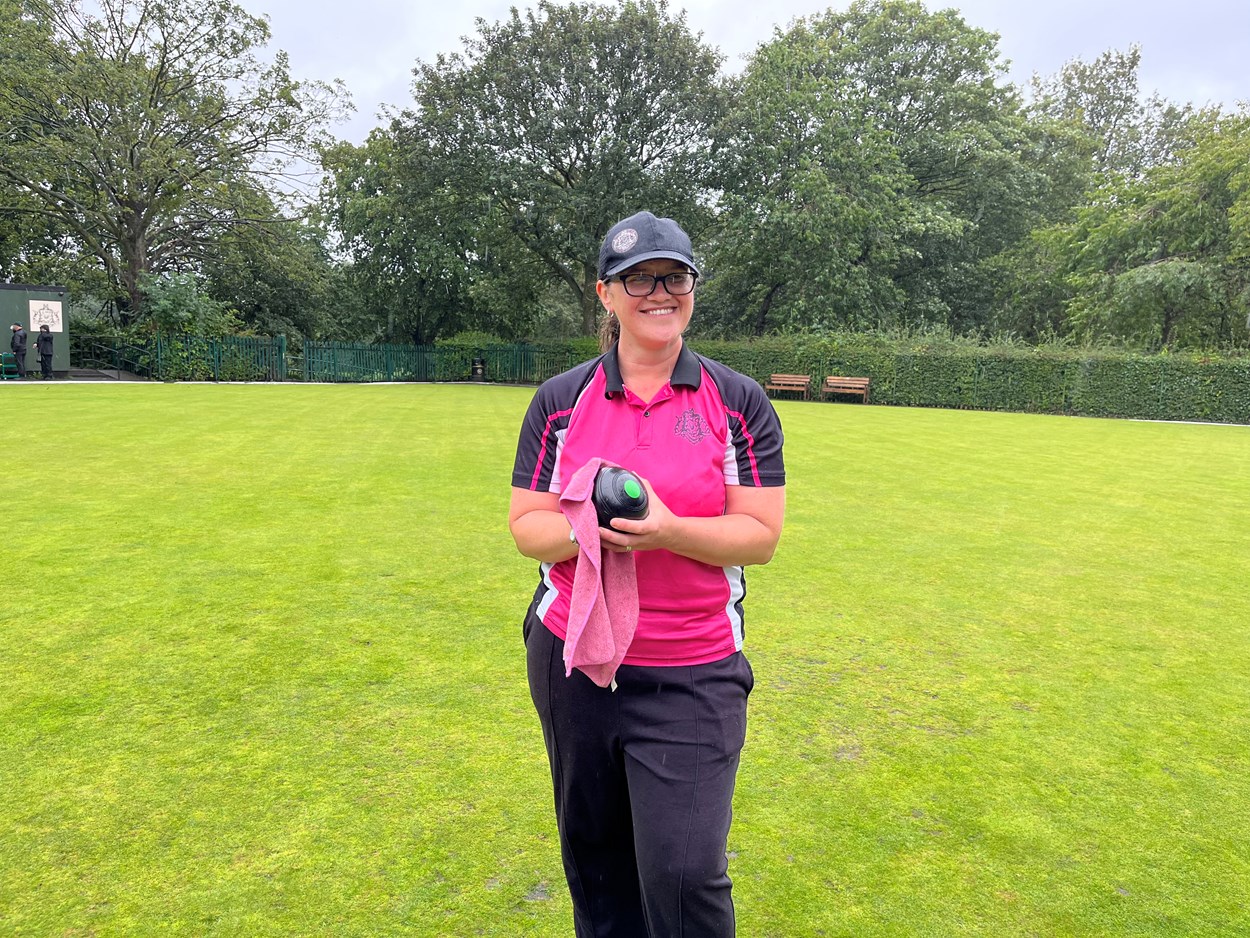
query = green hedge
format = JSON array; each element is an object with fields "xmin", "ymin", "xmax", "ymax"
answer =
[
  {"xmin": 681, "ymin": 335, "xmax": 1250, "ymax": 424},
  {"xmin": 70, "ymin": 330, "xmax": 1250, "ymax": 423},
  {"xmin": 437, "ymin": 333, "xmax": 1248, "ymax": 423}
]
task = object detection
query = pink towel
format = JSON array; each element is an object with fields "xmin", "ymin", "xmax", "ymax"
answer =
[{"xmin": 559, "ymin": 458, "xmax": 640, "ymax": 689}]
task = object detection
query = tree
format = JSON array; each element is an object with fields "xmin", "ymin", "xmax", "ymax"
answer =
[
  {"xmin": 139, "ymin": 271, "xmax": 241, "ymax": 336},
  {"xmin": 700, "ymin": 21, "xmax": 913, "ymax": 336},
  {"xmin": 0, "ymin": 0, "xmax": 346, "ymax": 323},
  {"xmin": 0, "ymin": 180, "xmax": 66, "ymax": 281},
  {"xmin": 706, "ymin": 0, "xmax": 1045, "ymax": 335},
  {"xmin": 1027, "ymin": 46, "xmax": 1204, "ymax": 180},
  {"xmin": 201, "ymin": 186, "xmax": 343, "ymax": 339},
  {"xmin": 362, "ymin": 0, "xmax": 726, "ymax": 337},
  {"xmin": 320, "ymin": 132, "xmax": 514, "ymax": 344},
  {"xmin": 1020, "ymin": 113, "xmax": 1250, "ymax": 350},
  {"xmin": 992, "ymin": 49, "xmax": 1219, "ymax": 342}
]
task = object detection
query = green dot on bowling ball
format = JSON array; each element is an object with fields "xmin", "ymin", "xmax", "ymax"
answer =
[{"xmin": 623, "ymin": 479, "xmax": 642, "ymax": 499}]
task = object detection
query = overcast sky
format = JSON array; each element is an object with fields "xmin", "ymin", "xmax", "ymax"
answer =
[{"xmin": 255, "ymin": 0, "xmax": 1250, "ymax": 145}]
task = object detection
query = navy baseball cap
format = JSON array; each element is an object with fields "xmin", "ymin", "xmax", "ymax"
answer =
[{"xmin": 598, "ymin": 211, "xmax": 700, "ymax": 280}]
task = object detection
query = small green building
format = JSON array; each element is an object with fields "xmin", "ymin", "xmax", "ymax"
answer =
[{"xmin": 1, "ymin": 283, "xmax": 70, "ymax": 377}]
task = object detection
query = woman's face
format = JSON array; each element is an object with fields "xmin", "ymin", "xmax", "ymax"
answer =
[{"xmin": 596, "ymin": 259, "xmax": 695, "ymax": 353}]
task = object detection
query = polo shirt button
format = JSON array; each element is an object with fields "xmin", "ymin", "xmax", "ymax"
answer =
[{"xmin": 643, "ymin": 411, "xmax": 650, "ymax": 417}]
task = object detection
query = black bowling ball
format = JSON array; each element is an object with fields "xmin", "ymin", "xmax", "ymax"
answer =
[{"xmin": 593, "ymin": 466, "xmax": 650, "ymax": 529}]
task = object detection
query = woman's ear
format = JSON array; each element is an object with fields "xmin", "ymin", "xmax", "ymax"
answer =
[{"xmin": 595, "ymin": 279, "xmax": 614, "ymax": 313}]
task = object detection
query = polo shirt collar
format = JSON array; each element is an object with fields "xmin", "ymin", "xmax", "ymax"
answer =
[{"xmin": 603, "ymin": 342, "xmax": 703, "ymax": 397}]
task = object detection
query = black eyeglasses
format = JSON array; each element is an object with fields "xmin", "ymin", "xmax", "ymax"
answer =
[{"xmin": 610, "ymin": 271, "xmax": 697, "ymax": 296}]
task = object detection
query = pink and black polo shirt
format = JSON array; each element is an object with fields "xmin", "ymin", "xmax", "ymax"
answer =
[{"xmin": 512, "ymin": 343, "xmax": 786, "ymax": 667}]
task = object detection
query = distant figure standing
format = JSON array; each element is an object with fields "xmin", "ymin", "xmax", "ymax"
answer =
[
  {"xmin": 36, "ymin": 325, "xmax": 54, "ymax": 379},
  {"xmin": 10, "ymin": 323, "xmax": 28, "ymax": 378}
]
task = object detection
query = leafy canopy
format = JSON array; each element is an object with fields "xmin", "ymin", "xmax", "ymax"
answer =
[{"xmin": 0, "ymin": 0, "xmax": 346, "ymax": 323}]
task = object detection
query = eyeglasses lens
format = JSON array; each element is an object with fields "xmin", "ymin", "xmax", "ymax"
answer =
[{"xmin": 621, "ymin": 273, "xmax": 695, "ymax": 296}]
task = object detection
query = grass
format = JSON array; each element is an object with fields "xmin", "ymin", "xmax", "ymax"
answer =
[{"xmin": 1, "ymin": 383, "xmax": 1247, "ymax": 936}]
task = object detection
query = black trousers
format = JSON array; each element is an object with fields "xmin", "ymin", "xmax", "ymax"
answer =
[
  {"xmin": 11, "ymin": 349, "xmax": 25, "ymax": 377},
  {"xmin": 40, "ymin": 354, "xmax": 53, "ymax": 379},
  {"xmin": 525, "ymin": 612, "xmax": 753, "ymax": 938}
]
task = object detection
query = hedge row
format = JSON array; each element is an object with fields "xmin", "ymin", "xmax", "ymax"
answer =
[
  {"xmin": 77, "ymin": 331, "xmax": 1250, "ymax": 423},
  {"xmin": 698, "ymin": 336, "xmax": 1250, "ymax": 424},
  {"xmin": 446, "ymin": 333, "xmax": 1250, "ymax": 424}
]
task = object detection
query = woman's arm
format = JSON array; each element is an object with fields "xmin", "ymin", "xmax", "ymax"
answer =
[
  {"xmin": 510, "ymin": 480, "xmax": 786, "ymax": 568},
  {"xmin": 602, "ymin": 481, "xmax": 785, "ymax": 568},
  {"xmin": 509, "ymin": 487, "xmax": 580, "ymax": 564}
]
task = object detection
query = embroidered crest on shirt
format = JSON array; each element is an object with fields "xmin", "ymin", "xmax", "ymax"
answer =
[{"xmin": 674, "ymin": 409, "xmax": 712, "ymax": 445}]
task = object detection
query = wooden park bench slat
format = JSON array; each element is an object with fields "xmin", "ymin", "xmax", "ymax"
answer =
[
  {"xmin": 820, "ymin": 376, "xmax": 871, "ymax": 402},
  {"xmin": 764, "ymin": 374, "xmax": 811, "ymax": 400}
]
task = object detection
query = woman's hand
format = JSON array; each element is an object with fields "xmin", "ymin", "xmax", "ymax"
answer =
[
  {"xmin": 597, "ymin": 477, "xmax": 674, "ymax": 554},
  {"xmin": 599, "ymin": 478, "xmax": 785, "ymax": 567}
]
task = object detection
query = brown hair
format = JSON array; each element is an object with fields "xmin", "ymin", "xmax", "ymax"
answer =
[{"xmin": 597, "ymin": 310, "xmax": 620, "ymax": 353}]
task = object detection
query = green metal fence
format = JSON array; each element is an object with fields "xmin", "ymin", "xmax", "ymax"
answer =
[
  {"xmin": 297, "ymin": 341, "xmax": 436, "ymax": 382},
  {"xmin": 73, "ymin": 335, "xmax": 287, "ymax": 381},
  {"xmin": 156, "ymin": 335, "xmax": 287, "ymax": 382},
  {"xmin": 71, "ymin": 336, "xmax": 154, "ymax": 378},
  {"xmin": 477, "ymin": 345, "xmax": 584, "ymax": 385}
]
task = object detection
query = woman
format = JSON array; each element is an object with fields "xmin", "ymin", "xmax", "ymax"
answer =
[
  {"xmin": 509, "ymin": 211, "xmax": 786, "ymax": 937},
  {"xmin": 36, "ymin": 325, "xmax": 55, "ymax": 379}
]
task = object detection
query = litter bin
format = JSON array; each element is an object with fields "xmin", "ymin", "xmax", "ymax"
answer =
[{"xmin": 471, "ymin": 356, "xmax": 487, "ymax": 382}]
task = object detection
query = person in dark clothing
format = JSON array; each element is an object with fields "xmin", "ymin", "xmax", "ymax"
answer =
[
  {"xmin": 9, "ymin": 323, "xmax": 27, "ymax": 378},
  {"xmin": 35, "ymin": 325, "xmax": 54, "ymax": 379}
]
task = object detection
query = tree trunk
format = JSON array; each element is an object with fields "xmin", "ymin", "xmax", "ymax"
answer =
[
  {"xmin": 580, "ymin": 267, "xmax": 600, "ymax": 336},
  {"xmin": 754, "ymin": 282, "xmax": 783, "ymax": 336},
  {"xmin": 119, "ymin": 216, "xmax": 149, "ymax": 326},
  {"xmin": 1160, "ymin": 305, "xmax": 1178, "ymax": 349}
]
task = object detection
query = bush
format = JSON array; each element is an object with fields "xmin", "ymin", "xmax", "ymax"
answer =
[{"xmin": 684, "ymin": 334, "xmax": 1250, "ymax": 424}]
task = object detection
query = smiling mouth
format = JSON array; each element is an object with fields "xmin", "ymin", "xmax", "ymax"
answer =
[{"xmin": 639, "ymin": 306, "xmax": 677, "ymax": 316}]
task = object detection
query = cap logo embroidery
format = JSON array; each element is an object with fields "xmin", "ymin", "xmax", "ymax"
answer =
[{"xmin": 612, "ymin": 229, "xmax": 639, "ymax": 253}]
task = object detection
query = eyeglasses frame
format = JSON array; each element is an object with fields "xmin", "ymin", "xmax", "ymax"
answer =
[{"xmin": 607, "ymin": 271, "xmax": 698, "ymax": 297}]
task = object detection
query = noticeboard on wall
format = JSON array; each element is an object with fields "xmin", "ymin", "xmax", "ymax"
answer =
[{"xmin": 30, "ymin": 298, "xmax": 64, "ymax": 332}]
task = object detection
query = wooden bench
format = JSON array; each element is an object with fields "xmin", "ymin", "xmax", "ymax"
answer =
[
  {"xmin": 820, "ymin": 376, "xmax": 871, "ymax": 402},
  {"xmin": 764, "ymin": 374, "xmax": 811, "ymax": 400}
]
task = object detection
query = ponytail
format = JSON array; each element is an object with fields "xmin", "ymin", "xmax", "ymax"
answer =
[{"xmin": 597, "ymin": 311, "xmax": 620, "ymax": 353}]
